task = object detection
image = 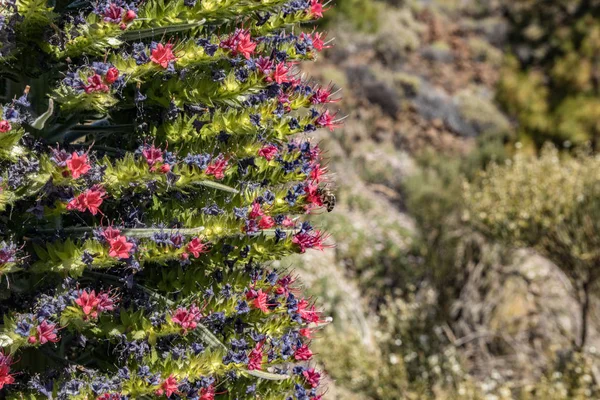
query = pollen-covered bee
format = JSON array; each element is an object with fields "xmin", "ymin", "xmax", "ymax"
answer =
[{"xmin": 317, "ymin": 187, "xmax": 336, "ymax": 212}]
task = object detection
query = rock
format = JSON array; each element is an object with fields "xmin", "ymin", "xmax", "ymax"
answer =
[
  {"xmin": 413, "ymin": 83, "xmax": 510, "ymax": 137},
  {"xmin": 345, "ymin": 66, "xmax": 401, "ymax": 118},
  {"xmin": 421, "ymin": 41, "xmax": 454, "ymax": 63}
]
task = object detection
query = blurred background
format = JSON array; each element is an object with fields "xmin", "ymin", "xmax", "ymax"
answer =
[{"xmin": 284, "ymin": 0, "xmax": 600, "ymax": 398}]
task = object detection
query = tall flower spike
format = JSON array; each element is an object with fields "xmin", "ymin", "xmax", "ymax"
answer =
[{"xmin": 0, "ymin": 0, "xmax": 335, "ymax": 397}]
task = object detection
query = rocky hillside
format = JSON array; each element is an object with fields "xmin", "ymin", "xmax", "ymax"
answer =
[{"xmin": 291, "ymin": 1, "xmax": 600, "ymax": 398}]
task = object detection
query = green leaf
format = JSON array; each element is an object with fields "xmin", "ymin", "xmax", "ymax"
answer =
[
  {"xmin": 31, "ymin": 99, "xmax": 54, "ymax": 130},
  {"xmin": 245, "ymin": 369, "xmax": 290, "ymax": 381}
]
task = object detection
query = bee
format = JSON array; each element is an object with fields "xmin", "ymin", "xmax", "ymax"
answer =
[{"xmin": 317, "ymin": 187, "xmax": 336, "ymax": 212}]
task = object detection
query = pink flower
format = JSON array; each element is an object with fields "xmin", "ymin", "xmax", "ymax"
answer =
[
  {"xmin": 220, "ymin": 29, "xmax": 257, "ymax": 59},
  {"xmin": 28, "ymin": 320, "xmax": 59, "ymax": 344},
  {"xmin": 199, "ymin": 385, "xmax": 215, "ymax": 400},
  {"xmin": 247, "ymin": 342, "xmax": 264, "ymax": 370},
  {"xmin": 258, "ymin": 216, "xmax": 275, "ymax": 229},
  {"xmin": 297, "ymin": 299, "xmax": 321, "ymax": 323},
  {"xmin": 252, "ymin": 289, "xmax": 270, "ymax": 313},
  {"xmin": 0, "ymin": 120, "xmax": 11, "ymax": 133},
  {"xmin": 75, "ymin": 289, "xmax": 117, "ymax": 320},
  {"xmin": 108, "ymin": 236, "xmax": 134, "ymax": 259},
  {"xmin": 96, "ymin": 394, "xmax": 122, "ymax": 400},
  {"xmin": 171, "ymin": 305, "xmax": 202, "ymax": 333},
  {"xmin": 85, "ymin": 74, "xmax": 110, "ymax": 94},
  {"xmin": 186, "ymin": 237, "xmax": 209, "ymax": 258},
  {"xmin": 268, "ymin": 62, "xmax": 292, "ymax": 84},
  {"xmin": 205, "ymin": 156, "xmax": 228, "ymax": 180},
  {"xmin": 105, "ymin": 67, "xmax": 120, "ymax": 84},
  {"xmin": 309, "ymin": 0, "xmax": 328, "ymax": 19},
  {"xmin": 310, "ymin": 163, "xmax": 327, "ymax": 183},
  {"xmin": 124, "ymin": 9, "xmax": 136, "ymax": 22},
  {"xmin": 151, "ymin": 43, "xmax": 177, "ymax": 68},
  {"xmin": 316, "ymin": 110, "xmax": 342, "ymax": 131},
  {"xmin": 294, "ymin": 344, "xmax": 313, "ymax": 360},
  {"xmin": 305, "ymin": 184, "xmax": 324, "ymax": 208},
  {"xmin": 103, "ymin": 3, "xmax": 124, "ymax": 23},
  {"xmin": 66, "ymin": 152, "xmax": 91, "ymax": 179},
  {"xmin": 299, "ymin": 328, "xmax": 313, "ymax": 339},
  {"xmin": 303, "ymin": 368, "xmax": 321, "ymax": 388},
  {"xmin": 142, "ymin": 145, "xmax": 164, "ymax": 167},
  {"xmin": 311, "ymin": 84, "xmax": 339, "ymax": 104},
  {"xmin": 292, "ymin": 230, "xmax": 330, "ymax": 253},
  {"xmin": 156, "ymin": 375, "xmax": 178, "ymax": 398},
  {"xmin": 257, "ymin": 144, "xmax": 279, "ymax": 161},
  {"xmin": 256, "ymin": 56, "xmax": 274, "ymax": 75},
  {"xmin": 102, "ymin": 226, "xmax": 121, "ymax": 240},
  {"xmin": 67, "ymin": 187, "xmax": 106, "ymax": 215},
  {"xmin": 0, "ymin": 352, "xmax": 14, "ymax": 390},
  {"xmin": 305, "ymin": 31, "xmax": 331, "ymax": 52},
  {"xmin": 249, "ymin": 201, "xmax": 264, "ymax": 219}
]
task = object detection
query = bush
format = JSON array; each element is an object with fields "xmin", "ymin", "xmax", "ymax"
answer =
[
  {"xmin": 465, "ymin": 145, "xmax": 600, "ymax": 349},
  {"xmin": 0, "ymin": 0, "xmax": 339, "ymax": 398}
]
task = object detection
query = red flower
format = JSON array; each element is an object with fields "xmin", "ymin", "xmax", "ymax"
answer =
[
  {"xmin": 103, "ymin": 3, "xmax": 124, "ymax": 22},
  {"xmin": 257, "ymin": 144, "xmax": 278, "ymax": 161},
  {"xmin": 67, "ymin": 187, "xmax": 106, "ymax": 215},
  {"xmin": 309, "ymin": 0, "xmax": 328, "ymax": 19},
  {"xmin": 75, "ymin": 289, "xmax": 101, "ymax": 319},
  {"xmin": 186, "ymin": 237, "xmax": 209, "ymax": 258},
  {"xmin": 316, "ymin": 110, "xmax": 342, "ymax": 131},
  {"xmin": 96, "ymin": 394, "xmax": 122, "ymax": 400},
  {"xmin": 0, "ymin": 120, "xmax": 11, "ymax": 133},
  {"xmin": 310, "ymin": 163, "xmax": 327, "ymax": 183},
  {"xmin": 75, "ymin": 289, "xmax": 117, "ymax": 320},
  {"xmin": 249, "ymin": 201, "xmax": 264, "ymax": 219},
  {"xmin": 124, "ymin": 9, "xmax": 136, "ymax": 22},
  {"xmin": 0, "ymin": 352, "xmax": 14, "ymax": 390},
  {"xmin": 142, "ymin": 145, "xmax": 164, "ymax": 167},
  {"xmin": 151, "ymin": 43, "xmax": 177, "ymax": 68},
  {"xmin": 299, "ymin": 328, "xmax": 313, "ymax": 339},
  {"xmin": 66, "ymin": 152, "xmax": 91, "ymax": 179},
  {"xmin": 220, "ymin": 29, "xmax": 257, "ymax": 59},
  {"xmin": 292, "ymin": 230, "xmax": 330, "ymax": 253},
  {"xmin": 256, "ymin": 56, "xmax": 274, "ymax": 75},
  {"xmin": 303, "ymin": 368, "xmax": 321, "ymax": 388},
  {"xmin": 282, "ymin": 216, "xmax": 296, "ymax": 228},
  {"xmin": 247, "ymin": 342, "xmax": 264, "ymax": 370},
  {"xmin": 171, "ymin": 305, "xmax": 202, "ymax": 333},
  {"xmin": 294, "ymin": 344, "xmax": 313, "ymax": 360},
  {"xmin": 205, "ymin": 156, "xmax": 228, "ymax": 180},
  {"xmin": 159, "ymin": 164, "xmax": 171, "ymax": 174},
  {"xmin": 199, "ymin": 385, "xmax": 215, "ymax": 400},
  {"xmin": 268, "ymin": 62, "xmax": 292, "ymax": 84},
  {"xmin": 311, "ymin": 84, "xmax": 339, "ymax": 104},
  {"xmin": 102, "ymin": 226, "xmax": 121, "ymax": 240},
  {"xmin": 85, "ymin": 74, "xmax": 110, "ymax": 94},
  {"xmin": 105, "ymin": 67, "xmax": 120, "ymax": 84},
  {"xmin": 304, "ymin": 31, "xmax": 331, "ymax": 52},
  {"xmin": 297, "ymin": 299, "xmax": 321, "ymax": 323},
  {"xmin": 108, "ymin": 235, "xmax": 134, "ymax": 259},
  {"xmin": 258, "ymin": 216, "xmax": 275, "ymax": 229},
  {"xmin": 305, "ymin": 184, "xmax": 324, "ymax": 208},
  {"xmin": 28, "ymin": 320, "xmax": 59, "ymax": 344},
  {"xmin": 156, "ymin": 375, "xmax": 178, "ymax": 398},
  {"xmin": 252, "ymin": 289, "xmax": 270, "ymax": 313}
]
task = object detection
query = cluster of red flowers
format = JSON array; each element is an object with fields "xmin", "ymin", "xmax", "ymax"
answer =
[
  {"xmin": 85, "ymin": 67, "xmax": 120, "ymax": 94},
  {"xmin": 0, "ymin": 120, "xmax": 11, "ymax": 133},
  {"xmin": 102, "ymin": 2, "xmax": 136, "ymax": 29},
  {"xmin": 65, "ymin": 152, "xmax": 92, "ymax": 179},
  {"xmin": 247, "ymin": 342, "xmax": 264, "ymax": 370},
  {"xmin": 27, "ymin": 320, "xmax": 60, "ymax": 345},
  {"xmin": 102, "ymin": 227, "xmax": 134, "ymax": 259},
  {"xmin": 292, "ymin": 230, "xmax": 330, "ymax": 253},
  {"xmin": 171, "ymin": 304, "xmax": 203, "ymax": 333},
  {"xmin": 74, "ymin": 289, "xmax": 118, "ymax": 320},
  {"xmin": 204, "ymin": 155, "xmax": 228, "ymax": 180},
  {"xmin": 184, "ymin": 237, "xmax": 209, "ymax": 258},
  {"xmin": 220, "ymin": 29, "xmax": 257, "ymax": 59},
  {"xmin": 246, "ymin": 288, "xmax": 270, "ymax": 313},
  {"xmin": 0, "ymin": 352, "xmax": 14, "ymax": 390},
  {"xmin": 151, "ymin": 43, "xmax": 177, "ymax": 68},
  {"xmin": 142, "ymin": 145, "xmax": 171, "ymax": 173},
  {"xmin": 67, "ymin": 186, "xmax": 107, "ymax": 215},
  {"xmin": 257, "ymin": 144, "xmax": 279, "ymax": 161},
  {"xmin": 247, "ymin": 201, "xmax": 276, "ymax": 230}
]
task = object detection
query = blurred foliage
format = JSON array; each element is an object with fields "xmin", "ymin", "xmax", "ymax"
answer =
[
  {"xmin": 465, "ymin": 145, "xmax": 600, "ymax": 284},
  {"xmin": 497, "ymin": 1, "xmax": 600, "ymax": 148},
  {"xmin": 320, "ymin": 0, "xmax": 382, "ymax": 32}
]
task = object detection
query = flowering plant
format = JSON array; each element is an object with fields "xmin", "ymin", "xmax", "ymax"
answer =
[{"xmin": 0, "ymin": 0, "xmax": 339, "ymax": 398}]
